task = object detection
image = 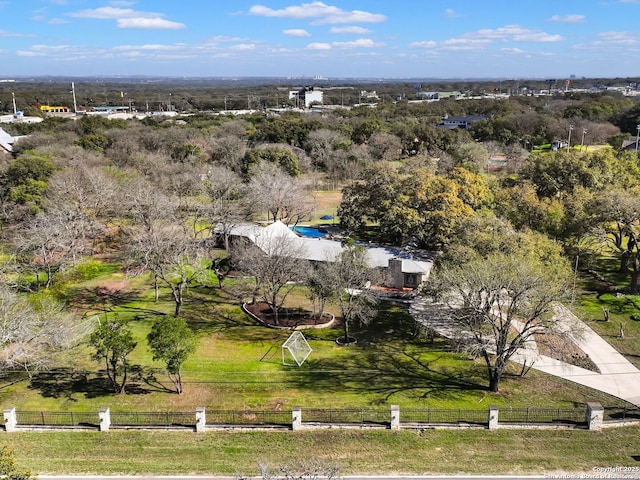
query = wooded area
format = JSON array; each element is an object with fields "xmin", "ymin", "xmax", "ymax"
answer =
[{"xmin": 1, "ymin": 77, "xmax": 640, "ymax": 395}]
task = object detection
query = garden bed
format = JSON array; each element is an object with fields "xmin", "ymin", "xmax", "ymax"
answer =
[{"xmin": 243, "ymin": 301, "xmax": 335, "ymax": 329}]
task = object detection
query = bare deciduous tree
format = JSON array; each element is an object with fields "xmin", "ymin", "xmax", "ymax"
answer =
[
  {"xmin": 124, "ymin": 180, "xmax": 208, "ymax": 316},
  {"xmin": 322, "ymin": 242, "xmax": 379, "ymax": 343},
  {"xmin": 258, "ymin": 458, "xmax": 340, "ymax": 480},
  {"xmin": 14, "ymin": 204, "xmax": 92, "ymax": 288},
  {"xmin": 0, "ymin": 286, "xmax": 87, "ymax": 378},
  {"xmin": 428, "ymin": 252, "xmax": 570, "ymax": 392},
  {"xmin": 203, "ymin": 165, "xmax": 249, "ymax": 250},
  {"xmin": 233, "ymin": 229, "xmax": 309, "ymax": 326},
  {"xmin": 246, "ymin": 163, "xmax": 315, "ymax": 225}
]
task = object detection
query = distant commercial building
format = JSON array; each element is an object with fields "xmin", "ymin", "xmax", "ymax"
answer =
[
  {"xmin": 289, "ymin": 87, "xmax": 323, "ymax": 108},
  {"xmin": 40, "ymin": 105, "xmax": 71, "ymax": 113}
]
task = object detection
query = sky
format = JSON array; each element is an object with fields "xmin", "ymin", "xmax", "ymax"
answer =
[{"xmin": 1, "ymin": 0, "xmax": 639, "ymax": 79}]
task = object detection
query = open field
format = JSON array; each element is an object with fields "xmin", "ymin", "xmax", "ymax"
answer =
[{"xmin": 3, "ymin": 427, "xmax": 640, "ymax": 475}]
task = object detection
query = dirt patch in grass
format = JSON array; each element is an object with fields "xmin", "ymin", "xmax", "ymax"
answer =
[
  {"xmin": 535, "ymin": 332, "xmax": 600, "ymax": 373},
  {"xmin": 95, "ymin": 279, "xmax": 131, "ymax": 296}
]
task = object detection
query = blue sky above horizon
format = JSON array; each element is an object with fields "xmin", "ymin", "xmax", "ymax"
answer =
[{"xmin": 1, "ymin": 1, "xmax": 639, "ymax": 79}]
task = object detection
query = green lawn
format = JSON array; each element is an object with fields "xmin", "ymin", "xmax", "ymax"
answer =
[
  {"xmin": 569, "ymin": 254, "xmax": 640, "ymax": 369},
  {"xmin": 0, "ymin": 272, "xmax": 628, "ymax": 413},
  {"xmin": 3, "ymin": 427, "xmax": 639, "ymax": 475}
]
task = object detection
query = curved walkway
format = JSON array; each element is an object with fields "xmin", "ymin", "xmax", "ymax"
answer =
[{"xmin": 411, "ymin": 299, "xmax": 640, "ymax": 406}]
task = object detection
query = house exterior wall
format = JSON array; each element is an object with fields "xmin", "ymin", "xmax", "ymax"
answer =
[{"xmin": 388, "ymin": 258, "xmax": 405, "ymax": 289}]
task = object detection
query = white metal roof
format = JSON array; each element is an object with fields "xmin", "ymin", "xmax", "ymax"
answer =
[{"xmin": 227, "ymin": 221, "xmax": 434, "ymax": 276}]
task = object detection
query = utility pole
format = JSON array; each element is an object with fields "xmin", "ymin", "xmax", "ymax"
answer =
[
  {"xmin": 636, "ymin": 124, "xmax": 640, "ymax": 153},
  {"xmin": 580, "ymin": 128, "xmax": 587, "ymax": 152},
  {"xmin": 71, "ymin": 82, "xmax": 78, "ymax": 115},
  {"xmin": 11, "ymin": 92, "xmax": 17, "ymax": 115},
  {"xmin": 567, "ymin": 124, "xmax": 573, "ymax": 152}
]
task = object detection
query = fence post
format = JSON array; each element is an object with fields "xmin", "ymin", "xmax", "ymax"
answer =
[
  {"xmin": 586, "ymin": 402, "xmax": 603, "ymax": 431},
  {"xmin": 292, "ymin": 406, "xmax": 302, "ymax": 431},
  {"xmin": 195, "ymin": 407, "xmax": 206, "ymax": 433},
  {"xmin": 3, "ymin": 408, "xmax": 17, "ymax": 432},
  {"xmin": 98, "ymin": 407, "xmax": 110, "ymax": 432},
  {"xmin": 390, "ymin": 405, "xmax": 400, "ymax": 430},
  {"xmin": 488, "ymin": 405, "xmax": 499, "ymax": 430}
]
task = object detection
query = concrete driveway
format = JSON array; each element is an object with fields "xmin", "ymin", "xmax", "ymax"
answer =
[{"xmin": 411, "ymin": 300, "xmax": 640, "ymax": 406}]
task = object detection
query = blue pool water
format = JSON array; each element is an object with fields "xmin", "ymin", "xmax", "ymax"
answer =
[{"xmin": 291, "ymin": 226, "xmax": 327, "ymax": 238}]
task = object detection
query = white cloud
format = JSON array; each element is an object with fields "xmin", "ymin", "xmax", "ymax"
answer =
[
  {"xmin": 409, "ymin": 40, "xmax": 437, "ymax": 48},
  {"xmin": 117, "ymin": 18, "xmax": 185, "ymax": 29},
  {"xmin": 207, "ymin": 35, "xmax": 248, "ymax": 44},
  {"xmin": 500, "ymin": 47, "xmax": 526, "ymax": 54},
  {"xmin": 442, "ymin": 38, "xmax": 491, "ymax": 51},
  {"xmin": 572, "ymin": 30, "xmax": 639, "ymax": 52},
  {"xmin": 17, "ymin": 44, "xmax": 108, "ymax": 59},
  {"xmin": 48, "ymin": 18, "xmax": 70, "ymax": 25},
  {"xmin": 548, "ymin": 14, "xmax": 585, "ymax": 24},
  {"xmin": 0, "ymin": 29, "xmax": 34, "ymax": 38},
  {"xmin": 332, "ymin": 38, "xmax": 383, "ymax": 48},
  {"xmin": 445, "ymin": 9, "xmax": 460, "ymax": 18},
  {"xmin": 284, "ymin": 29, "xmax": 311, "ymax": 37},
  {"xmin": 306, "ymin": 42, "xmax": 332, "ymax": 50},
  {"xmin": 330, "ymin": 26, "xmax": 372, "ymax": 34},
  {"xmin": 68, "ymin": 6, "xmax": 185, "ymax": 29},
  {"xmin": 412, "ymin": 24, "xmax": 564, "ymax": 53},
  {"xmin": 69, "ymin": 7, "xmax": 144, "ymax": 19},
  {"xmin": 248, "ymin": 2, "xmax": 386, "ymax": 24},
  {"xmin": 593, "ymin": 31, "xmax": 638, "ymax": 46},
  {"xmin": 114, "ymin": 44, "xmax": 184, "ymax": 52},
  {"xmin": 473, "ymin": 25, "xmax": 563, "ymax": 42},
  {"xmin": 230, "ymin": 43, "xmax": 257, "ymax": 51}
]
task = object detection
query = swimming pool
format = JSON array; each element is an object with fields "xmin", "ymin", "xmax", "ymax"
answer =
[{"xmin": 291, "ymin": 226, "xmax": 327, "ymax": 238}]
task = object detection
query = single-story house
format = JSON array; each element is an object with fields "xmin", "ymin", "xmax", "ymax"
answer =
[
  {"xmin": 436, "ymin": 114, "xmax": 489, "ymax": 130},
  {"xmin": 223, "ymin": 221, "xmax": 434, "ymax": 290}
]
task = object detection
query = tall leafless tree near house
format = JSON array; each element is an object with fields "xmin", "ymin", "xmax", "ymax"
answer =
[
  {"xmin": 322, "ymin": 243, "xmax": 379, "ymax": 343},
  {"xmin": 202, "ymin": 165, "xmax": 249, "ymax": 251},
  {"xmin": 232, "ymin": 230, "xmax": 309, "ymax": 326}
]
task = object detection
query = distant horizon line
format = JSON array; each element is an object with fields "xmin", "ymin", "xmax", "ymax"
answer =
[{"xmin": 2, "ymin": 74, "xmax": 639, "ymax": 83}]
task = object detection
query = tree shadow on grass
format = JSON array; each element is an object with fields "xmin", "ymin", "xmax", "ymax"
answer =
[
  {"xmin": 28, "ymin": 367, "xmax": 172, "ymax": 399},
  {"xmin": 289, "ymin": 341, "xmax": 486, "ymax": 405},
  {"xmin": 67, "ymin": 283, "xmax": 148, "ymax": 312},
  {"xmin": 28, "ymin": 370, "xmax": 112, "ymax": 400}
]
